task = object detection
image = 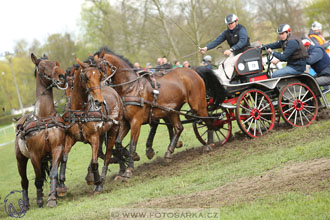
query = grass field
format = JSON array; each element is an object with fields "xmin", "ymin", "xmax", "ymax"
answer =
[{"xmin": 0, "ymin": 113, "xmax": 329, "ymax": 220}]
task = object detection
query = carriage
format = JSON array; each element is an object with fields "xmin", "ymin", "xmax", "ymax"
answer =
[{"xmin": 190, "ymin": 47, "xmax": 329, "ymax": 146}]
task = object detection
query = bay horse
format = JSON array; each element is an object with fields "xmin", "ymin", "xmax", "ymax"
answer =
[
  {"xmin": 92, "ymin": 48, "xmax": 215, "ymax": 179},
  {"xmin": 55, "ymin": 58, "xmax": 124, "ymax": 195},
  {"xmin": 15, "ymin": 53, "xmax": 67, "ymax": 208}
]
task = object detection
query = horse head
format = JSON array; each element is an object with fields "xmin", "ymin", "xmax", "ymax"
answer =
[
  {"xmin": 31, "ymin": 53, "xmax": 67, "ymax": 90},
  {"xmin": 93, "ymin": 50, "xmax": 118, "ymax": 85},
  {"xmin": 76, "ymin": 58, "xmax": 105, "ymax": 110}
]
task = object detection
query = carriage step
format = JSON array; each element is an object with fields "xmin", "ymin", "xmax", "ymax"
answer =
[{"xmin": 220, "ymin": 103, "xmax": 236, "ymax": 109}]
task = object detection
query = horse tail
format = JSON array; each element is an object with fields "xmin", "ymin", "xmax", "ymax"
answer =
[
  {"xmin": 194, "ymin": 66, "xmax": 228, "ymax": 109},
  {"xmin": 41, "ymin": 157, "xmax": 51, "ymax": 182}
]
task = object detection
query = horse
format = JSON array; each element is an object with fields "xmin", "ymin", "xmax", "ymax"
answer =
[
  {"xmin": 15, "ymin": 53, "xmax": 67, "ymax": 208},
  {"xmin": 91, "ymin": 48, "xmax": 215, "ymax": 179},
  {"xmin": 55, "ymin": 58, "xmax": 124, "ymax": 195}
]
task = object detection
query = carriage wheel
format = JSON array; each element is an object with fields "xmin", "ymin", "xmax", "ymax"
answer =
[
  {"xmin": 278, "ymin": 82, "xmax": 318, "ymax": 127},
  {"xmin": 236, "ymin": 89, "xmax": 275, "ymax": 138},
  {"xmin": 193, "ymin": 108, "xmax": 232, "ymax": 146}
]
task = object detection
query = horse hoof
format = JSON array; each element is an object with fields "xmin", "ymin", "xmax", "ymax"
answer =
[
  {"xmin": 203, "ymin": 144, "xmax": 214, "ymax": 153},
  {"xmin": 114, "ymin": 175, "xmax": 123, "ymax": 181},
  {"xmin": 94, "ymin": 184, "xmax": 103, "ymax": 194},
  {"xmin": 47, "ymin": 200, "xmax": 57, "ymax": 208},
  {"xmin": 37, "ymin": 200, "xmax": 44, "ymax": 208},
  {"xmin": 85, "ymin": 173, "xmax": 95, "ymax": 185},
  {"xmin": 56, "ymin": 186, "xmax": 68, "ymax": 197},
  {"xmin": 121, "ymin": 177, "xmax": 129, "ymax": 183},
  {"xmin": 164, "ymin": 151, "xmax": 172, "ymax": 158},
  {"xmin": 133, "ymin": 152, "xmax": 140, "ymax": 161},
  {"xmin": 123, "ymin": 168, "xmax": 133, "ymax": 179},
  {"xmin": 146, "ymin": 149, "xmax": 155, "ymax": 160},
  {"xmin": 176, "ymin": 141, "xmax": 183, "ymax": 148},
  {"xmin": 100, "ymin": 176, "xmax": 106, "ymax": 184}
]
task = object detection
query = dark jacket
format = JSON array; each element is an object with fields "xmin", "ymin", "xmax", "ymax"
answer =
[
  {"xmin": 264, "ymin": 34, "xmax": 308, "ymax": 72},
  {"xmin": 307, "ymin": 45, "xmax": 330, "ymax": 76},
  {"xmin": 207, "ymin": 24, "xmax": 250, "ymax": 55}
]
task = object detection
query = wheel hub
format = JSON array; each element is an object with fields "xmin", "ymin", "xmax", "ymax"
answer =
[
  {"xmin": 250, "ymin": 108, "xmax": 261, "ymax": 120},
  {"xmin": 293, "ymin": 100, "xmax": 304, "ymax": 111}
]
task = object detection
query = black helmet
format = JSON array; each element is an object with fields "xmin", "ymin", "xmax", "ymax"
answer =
[
  {"xmin": 277, "ymin": 24, "xmax": 291, "ymax": 34},
  {"xmin": 225, "ymin": 14, "xmax": 238, "ymax": 24}
]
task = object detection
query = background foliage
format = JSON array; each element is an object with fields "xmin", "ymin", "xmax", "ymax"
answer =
[{"xmin": 0, "ymin": 0, "xmax": 328, "ymax": 116}]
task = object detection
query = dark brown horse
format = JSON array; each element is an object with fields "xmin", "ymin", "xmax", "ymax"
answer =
[
  {"xmin": 15, "ymin": 54, "xmax": 67, "ymax": 208},
  {"xmin": 92, "ymin": 49, "xmax": 214, "ymax": 179},
  {"xmin": 55, "ymin": 58, "xmax": 124, "ymax": 195}
]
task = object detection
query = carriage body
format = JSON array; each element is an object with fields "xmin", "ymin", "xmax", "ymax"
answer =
[{"xmin": 193, "ymin": 47, "xmax": 329, "ymax": 146}]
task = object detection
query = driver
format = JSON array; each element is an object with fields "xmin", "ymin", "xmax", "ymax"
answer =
[
  {"xmin": 264, "ymin": 24, "xmax": 309, "ymax": 78},
  {"xmin": 200, "ymin": 13, "xmax": 250, "ymax": 85}
]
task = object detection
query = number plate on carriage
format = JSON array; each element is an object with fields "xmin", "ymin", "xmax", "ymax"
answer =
[{"xmin": 247, "ymin": 61, "xmax": 259, "ymax": 71}]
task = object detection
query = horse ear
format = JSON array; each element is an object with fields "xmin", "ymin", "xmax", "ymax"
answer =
[
  {"xmin": 56, "ymin": 61, "xmax": 60, "ymax": 67},
  {"xmin": 31, "ymin": 53, "xmax": 38, "ymax": 64},
  {"xmin": 94, "ymin": 54, "xmax": 99, "ymax": 60},
  {"xmin": 100, "ymin": 49, "xmax": 105, "ymax": 58},
  {"xmin": 76, "ymin": 58, "xmax": 87, "ymax": 68}
]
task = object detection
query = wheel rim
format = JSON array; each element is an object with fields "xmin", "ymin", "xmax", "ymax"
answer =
[
  {"xmin": 279, "ymin": 83, "xmax": 318, "ymax": 127},
  {"xmin": 236, "ymin": 89, "xmax": 275, "ymax": 138},
  {"xmin": 193, "ymin": 108, "xmax": 232, "ymax": 146}
]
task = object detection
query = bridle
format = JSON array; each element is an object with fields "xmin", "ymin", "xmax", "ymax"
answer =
[
  {"xmin": 35, "ymin": 63, "xmax": 68, "ymax": 95},
  {"xmin": 98, "ymin": 59, "xmax": 117, "ymax": 84}
]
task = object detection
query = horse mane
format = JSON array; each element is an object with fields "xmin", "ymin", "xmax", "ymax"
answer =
[
  {"xmin": 194, "ymin": 66, "xmax": 229, "ymax": 109},
  {"xmin": 94, "ymin": 46, "xmax": 134, "ymax": 68}
]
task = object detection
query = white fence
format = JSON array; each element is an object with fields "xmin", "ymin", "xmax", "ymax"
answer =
[{"xmin": 0, "ymin": 123, "xmax": 15, "ymax": 147}]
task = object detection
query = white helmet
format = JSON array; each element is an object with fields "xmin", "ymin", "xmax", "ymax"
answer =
[
  {"xmin": 277, "ymin": 24, "xmax": 291, "ymax": 34},
  {"xmin": 203, "ymin": 55, "xmax": 212, "ymax": 62},
  {"xmin": 312, "ymin": 21, "xmax": 322, "ymax": 31},
  {"xmin": 302, "ymin": 38, "xmax": 312, "ymax": 47},
  {"xmin": 225, "ymin": 14, "xmax": 238, "ymax": 24}
]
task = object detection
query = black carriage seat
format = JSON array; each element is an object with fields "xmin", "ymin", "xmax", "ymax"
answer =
[{"xmin": 231, "ymin": 48, "xmax": 270, "ymax": 84}]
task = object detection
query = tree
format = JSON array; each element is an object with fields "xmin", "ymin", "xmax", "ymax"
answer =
[
  {"xmin": 305, "ymin": 0, "xmax": 330, "ymax": 36},
  {"xmin": 41, "ymin": 33, "xmax": 78, "ymax": 68}
]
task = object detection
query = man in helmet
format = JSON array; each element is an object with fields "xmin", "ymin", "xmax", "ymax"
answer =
[
  {"xmin": 308, "ymin": 21, "xmax": 330, "ymax": 54},
  {"xmin": 302, "ymin": 38, "xmax": 330, "ymax": 88},
  {"xmin": 200, "ymin": 13, "xmax": 250, "ymax": 84},
  {"xmin": 264, "ymin": 24, "xmax": 309, "ymax": 78},
  {"xmin": 202, "ymin": 55, "xmax": 213, "ymax": 70}
]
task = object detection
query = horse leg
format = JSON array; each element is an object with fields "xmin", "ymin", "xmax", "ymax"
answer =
[
  {"xmin": 164, "ymin": 118, "xmax": 183, "ymax": 148},
  {"xmin": 145, "ymin": 120, "xmax": 158, "ymax": 160},
  {"xmin": 30, "ymin": 156, "xmax": 44, "ymax": 208},
  {"xmin": 146, "ymin": 118, "xmax": 181, "ymax": 160},
  {"xmin": 100, "ymin": 125, "xmax": 119, "ymax": 184},
  {"xmin": 47, "ymin": 144, "xmax": 63, "ymax": 208},
  {"xmin": 192, "ymin": 105, "xmax": 215, "ymax": 150},
  {"xmin": 123, "ymin": 120, "xmax": 142, "ymax": 180},
  {"xmin": 91, "ymin": 137, "xmax": 102, "ymax": 193},
  {"xmin": 114, "ymin": 120, "xmax": 130, "ymax": 180},
  {"xmin": 15, "ymin": 142, "xmax": 30, "ymax": 210},
  {"xmin": 57, "ymin": 136, "xmax": 75, "ymax": 196},
  {"xmin": 84, "ymin": 135, "xmax": 105, "ymax": 186},
  {"xmin": 164, "ymin": 114, "xmax": 184, "ymax": 159}
]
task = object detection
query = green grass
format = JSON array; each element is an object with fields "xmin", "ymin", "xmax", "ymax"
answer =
[
  {"xmin": 221, "ymin": 192, "xmax": 330, "ymax": 220},
  {"xmin": 0, "ymin": 117, "xmax": 329, "ymax": 219}
]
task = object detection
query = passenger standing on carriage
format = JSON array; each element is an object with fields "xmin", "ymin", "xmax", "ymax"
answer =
[
  {"xmin": 264, "ymin": 24, "xmax": 309, "ymax": 78},
  {"xmin": 308, "ymin": 21, "xmax": 330, "ymax": 55},
  {"xmin": 302, "ymin": 38, "xmax": 330, "ymax": 87},
  {"xmin": 200, "ymin": 13, "xmax": 250, "ymax": 85}
]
